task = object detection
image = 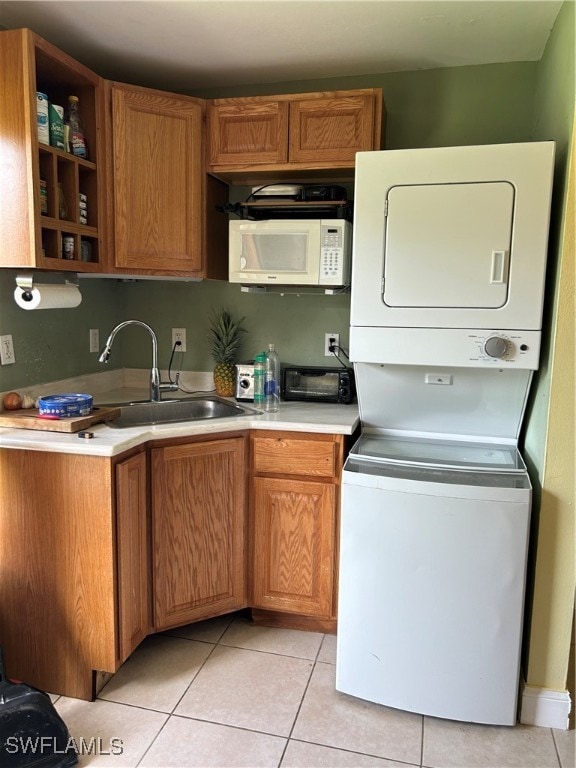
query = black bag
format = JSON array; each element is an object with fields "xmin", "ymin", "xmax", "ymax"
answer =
[{"xmin": 0, "ymin": 647, "xmax": 78, "ymax": 768}]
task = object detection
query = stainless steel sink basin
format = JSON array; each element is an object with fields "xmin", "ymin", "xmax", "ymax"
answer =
[{"xmin": 106, "ymin": 396, "xmax": 254, "ymax": 428}]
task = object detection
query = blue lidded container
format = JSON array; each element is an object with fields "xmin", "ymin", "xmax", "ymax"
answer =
[{"xmin": 37, "ymin": 393, "xmax": 93, "ymax": 417}]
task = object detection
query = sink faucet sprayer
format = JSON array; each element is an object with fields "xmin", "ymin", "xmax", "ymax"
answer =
[{"xmin": 98, "ymin": 320, "xmax": 179, "ymax": 402}]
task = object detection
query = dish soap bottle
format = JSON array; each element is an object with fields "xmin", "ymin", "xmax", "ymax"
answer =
[
  {"xmin": 66, "ymin": 95, "xmax": 87, "ymax": 159},
  {"xmin": 253, "ymin": 352, "xmax": 267, "ymax": 409},
  {"xmin": 264, "ymin": 344, "xmax": 280, "ymax": 413}
]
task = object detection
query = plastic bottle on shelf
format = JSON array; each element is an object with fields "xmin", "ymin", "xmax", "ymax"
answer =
[
  {"xmin": 264, "ymin": 344, "xmax": 280, "ymax": 413},
  {"xmin": 253, "ymin": 352, "xmax": 267, "ymax": 409},
  {"xmin": 65, "ymin": 96, "xmax": 87, "ymax": 159}
]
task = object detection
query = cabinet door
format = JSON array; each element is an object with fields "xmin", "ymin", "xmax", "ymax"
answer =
[
  {"xmin": 152, "ymin": 437, "xmax": 247, "ymax": 630},
  {"xmin": 116, "ymin": 451, "xmax": 149, "ymax": 663},
  {"xmin": 252, "ymin": 477, "xmax": 335, "ymax": 617},
  {"xmin": 207, "ymin": 100, "xmax": 289, "ymax": 166},
  {"xmin": 289, "ymin": 94, "xmax": 376, "ymax": 164},
  {"xmin": 111, "ymin": 84, "xmax": 203, "ymax": 272}
]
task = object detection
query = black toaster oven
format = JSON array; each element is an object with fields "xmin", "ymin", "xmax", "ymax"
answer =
[{"xmin": 282, "ymin": 366, "xmax": 355, "ymax": 404}]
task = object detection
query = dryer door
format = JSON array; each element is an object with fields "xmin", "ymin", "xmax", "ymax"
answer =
[{"xmin": 384, "ymin": 182, "xmax": 514, "ymax": 309}]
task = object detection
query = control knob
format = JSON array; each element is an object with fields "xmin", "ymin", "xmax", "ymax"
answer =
[{"xmin": 484, "ymin": 336, "xmax": 509, "ymax": 359}]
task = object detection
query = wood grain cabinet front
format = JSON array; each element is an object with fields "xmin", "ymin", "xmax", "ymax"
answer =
[
  {"xmin": 0, "ymin": 28, "xmax": 104, "ymax": 271},
  {"xmin": 207, "ymin": 88, "xmax": 384, "ymax": 183},
  {"xmin": 0, "ymin": 448, "xmax": 149, "ymax": 700},
  {"xmin": 250, "ymin": 431, "xmax": 345, "ymax": 627},
  {"xmin": 105, "ymin": 82, "xmax": 228, "ymax": 278},
  {"xmin": 151, "ymin": 436, "xmax": 248, "ymax": 630},
  {"xmin": 116, "ymin": 451, "xmax": 150, "ymax": 664}
]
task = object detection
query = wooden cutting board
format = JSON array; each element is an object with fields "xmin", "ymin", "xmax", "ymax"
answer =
[{"xmin": 0, "ymin": 406, "xmax": 121, "ymax": 432}]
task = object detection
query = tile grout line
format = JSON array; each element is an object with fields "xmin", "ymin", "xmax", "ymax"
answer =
[
  {"xmin": 420, "ymin": 715, "xmax": 425, "ymax": 768},
  {"xmin": 133, "ymin": 627, "xmax": 231, "ymax": 768},
  {"xmin": 550, "ymin": 726, "xmax": 565, "ymax": 768},
  {"xmin": 276, "ymin": 632, "xmax": 327, "ymax": 766}
]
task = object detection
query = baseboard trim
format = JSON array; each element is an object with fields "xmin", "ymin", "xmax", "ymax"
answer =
[{"xmin": 520, "ymin": 682, "xmax": 572, "ymax": 729}]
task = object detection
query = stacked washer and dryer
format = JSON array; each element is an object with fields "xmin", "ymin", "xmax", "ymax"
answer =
[{"xmin": 336, "ymin": 142, "xmax": 555, "ymax": 726}]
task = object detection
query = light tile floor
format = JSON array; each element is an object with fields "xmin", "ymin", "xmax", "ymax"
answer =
[{"xmin": 53, "ymin": 612, "xmax": 574, "ymax": 768}]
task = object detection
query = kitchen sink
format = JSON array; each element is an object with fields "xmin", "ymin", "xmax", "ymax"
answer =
[{"xmin": 105, "ymin": 396, "xmax": 256, "ymax": 428}]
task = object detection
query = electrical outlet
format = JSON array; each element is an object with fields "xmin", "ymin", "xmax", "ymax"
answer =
[
  {"xmin": 89, "ymin": 328, "xmax": 100, "ymax": 353},
  {"xmin": 172, "ymin": 328, "xmax": 186, "ymax": 352},
  {"xmin": 0, "ymin": 334, "xmax": 15, "ymax": 365},
  {"xmin": 324, "ymin": 332, "xmax": 340, "ymax": 357}
]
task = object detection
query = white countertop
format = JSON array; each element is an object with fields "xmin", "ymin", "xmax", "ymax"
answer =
[{"xmin": 0, "ymin": 387, "xmax": 359, "ymax": 457}]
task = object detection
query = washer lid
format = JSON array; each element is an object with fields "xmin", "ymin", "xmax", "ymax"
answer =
[{"xmin": 351, "ymin": 433, "xmax": 526, "ymax": 473}]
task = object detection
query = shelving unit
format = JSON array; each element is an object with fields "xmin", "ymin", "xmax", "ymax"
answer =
[
  {"xmin": 38, "ymin": 145, "xmax": 99, "ymax": 264},
  {"xmin": 0, "ymin": 28, "xmax": 103, "ymax": 271},
  {"xmin": 234, "ymin": 199, "xmax": 352, "ymax": 221}
]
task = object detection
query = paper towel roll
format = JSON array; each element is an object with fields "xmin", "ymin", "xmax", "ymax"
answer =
[{"xmin": 14, "ymin": 283, "xmax": 82, "ymax": 310}]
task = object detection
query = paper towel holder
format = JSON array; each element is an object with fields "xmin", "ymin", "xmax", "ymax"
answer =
[
  {"xmin": 15, "ymin": 271, "xmax": 79, "ymax": 302},
  {"xmin": 14, "ymin": 272, "xmax": 82, "ymax": 309}
]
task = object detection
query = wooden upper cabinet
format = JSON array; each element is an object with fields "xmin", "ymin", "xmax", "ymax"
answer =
[
  {"xmin": 0, "ymin": 28, "xmax": 104, "ymax": 272},
  {"xmin": 289, "ymin": 94, "xmax": 376, "ymax": 164},
  {"xmin": 109, "ymin": 83, "xmax": 205, "ymax": 274},
  {"xmin": 208, "ymin": 100, "xmax": 289, "ymax": 165},
  {"xmin": 206, "ymin": 88, "xmax": 384, "ymax": 182}
]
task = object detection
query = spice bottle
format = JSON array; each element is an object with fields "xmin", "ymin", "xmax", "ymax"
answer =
[{"xmin": 66, "ymin": 96, "xmax": 87, "ymax": 159}]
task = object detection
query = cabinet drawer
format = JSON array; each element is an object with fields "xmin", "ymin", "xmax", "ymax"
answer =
[{"xmin": 252, "ymin": 436, "xmax": 336, "ymax": 477}]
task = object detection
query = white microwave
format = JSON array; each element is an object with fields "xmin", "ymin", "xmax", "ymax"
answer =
[{"xmin": 229, "ymin": 219, "xmax": 352, "ymax": 286}]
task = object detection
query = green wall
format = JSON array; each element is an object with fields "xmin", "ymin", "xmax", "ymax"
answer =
[
  {"xmin": 521, "ymin": 0, "xmax": 575, "ymax": 694},
  {"xmin": 524, "ymin": 0, "xmax": 575, "ymax": 478},
  {"xmin": 0, "ymin": 60, "xmax": 539, "ymax": 391}
]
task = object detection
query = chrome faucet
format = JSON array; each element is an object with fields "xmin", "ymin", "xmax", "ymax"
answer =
[{"xmin": 99, "ymin": 320, "xmax": 179, "ymax": 402}]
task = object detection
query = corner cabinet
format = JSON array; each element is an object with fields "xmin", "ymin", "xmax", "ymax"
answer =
[
  {"xmin": 207, "ymin": 89, "xmax": 385, "ymax": 183},
  {"xmin": 250, "ymin": 432, "xmax": 345, "ymax": 630},
  {"xmin": 151, "ymin": 435, "xmax": 248, "ymax": 630},
  {"xmin": 0, "ymin": 29, "xmax": 104, "ymax": 271},
  {"xmin": 0, "ymin": 447, "xmax": 150, "ymax": 700},
  {"xmin": 104, "ymin": 82, "xmax": 228, "ymax": 278}
]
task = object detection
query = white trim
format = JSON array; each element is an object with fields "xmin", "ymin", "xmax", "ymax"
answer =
[{"xmin": 520, "ymin": 682, "xmax": 572, "ymax": 729}]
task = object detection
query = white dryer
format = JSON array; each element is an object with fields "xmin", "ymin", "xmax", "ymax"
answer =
[{"xmin": 349, "ymin": 142, "xmax": 555, "ymax": 368}]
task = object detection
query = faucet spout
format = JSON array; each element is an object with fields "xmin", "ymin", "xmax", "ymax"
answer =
[{"xmin": 99, "ymin": 320, "xmax": 178, "ymax": 402}]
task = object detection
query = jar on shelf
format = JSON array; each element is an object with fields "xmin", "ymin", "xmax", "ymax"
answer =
[{"xmin": 39, "ymin": 180, "xmax": 48, "ymax": 215}]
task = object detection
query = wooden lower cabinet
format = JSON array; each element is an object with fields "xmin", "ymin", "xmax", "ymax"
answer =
[
  {"xmin": 116, "ymin": 451, "xmax": 150, "ymax": 663},
  {"xmin": 252, "ymin": 477, "xmax": 335, "ymax": 617},
  {"xmin": 151, "ymin": 435, "xmax": 248, "ymax": 630},
  {"xmin": 0, "ymin": 428, "xmax": 345, "ymax": 698},
  {"xmin": 250, "ymin": 432, "xmax": 344, "ymax": 626}
]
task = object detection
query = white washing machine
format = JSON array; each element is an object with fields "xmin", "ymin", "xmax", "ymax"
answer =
[{"xmin": 337, "ymin": 436, "xmax": 531, "ymax": 726}]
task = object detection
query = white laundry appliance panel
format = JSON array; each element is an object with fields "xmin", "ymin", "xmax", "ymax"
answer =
[
  {"xmin": 384, "ymin": 182, "xmax": 514, "ymax": 309},
  {"xmin": 336, "ymin": 457, "xmax": 531, "ymax": 726},
  {"xmin": 354, "ymin": 363, "xmax": 532, "ymax": 441},
  {"xmin": 349, "ymin": 327, "xmax": 542, "ymax": 369},
  {"xmin": 350, "ymin": 141, "xmax": 555, "ymax": 331}
]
